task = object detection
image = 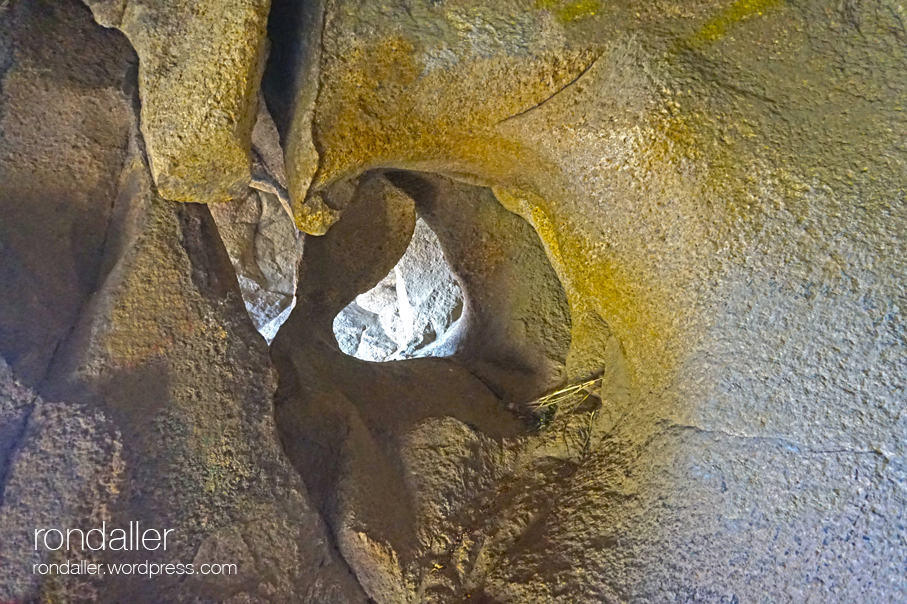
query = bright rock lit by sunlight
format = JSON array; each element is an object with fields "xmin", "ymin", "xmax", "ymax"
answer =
[{"xmin": 333, "ymin": 219, "xmax": 463, "ymax": 361}]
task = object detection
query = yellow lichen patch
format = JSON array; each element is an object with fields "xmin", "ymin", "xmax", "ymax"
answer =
[
  {"xmin": 535, "ymin": 0, "xmax": 601, "ymax": 23},
  {"xmin": 293, "ymin": 192, "xmax": 341, "ymax": 235},
  {"xmin": 494, "ymin": 185, "xmax": 683, "ymax": 400},
  {"xmin": 557, "ymin": 0, "xmax": 601, "ymax": 22},
  {"xmin": 310, "ymin": 35, "xmax": 599, "ymax": 189},
  {"xmin": 311, "ymin": 29, "xmax": 717, "ymax": 401},
  {"xmin": 688, "ymin": 0, "xmax": 781, "ymax": 47}
]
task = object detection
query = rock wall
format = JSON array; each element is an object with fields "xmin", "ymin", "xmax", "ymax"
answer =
[
  {"xmin": 1, "ymin": 149, "xmax": 366, "ymax": 602},
  {"xmin": 0, "ymin": 3, "xmax": 363, "ymax": 601},
  {"xmin": 282, "ymin": 0, "xmax": 907, "ymax": 601},
  {"xmin": 0, "ymin": 0, "xmax": 136, "ymax": 386},
  {"xmin": 1, "ymin": 0, "xmax": 905, "ymax": 602}
]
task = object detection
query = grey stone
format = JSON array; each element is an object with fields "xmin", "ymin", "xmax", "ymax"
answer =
[
  {"xmin": 0, "ymin": 0, "xmax": 135, "ymax": 386},
  {"xmin": 333, "ymin": 218, "xmax": 464, "ymax": 362},
  {"xmin": 210, "ymin": 189, "xmax": 303, "ymax": 344}
]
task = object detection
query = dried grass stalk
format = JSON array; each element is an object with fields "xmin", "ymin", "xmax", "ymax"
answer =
[{"xmin": 530, "ymin": 377, "xmax": 602, "ymax": 415}]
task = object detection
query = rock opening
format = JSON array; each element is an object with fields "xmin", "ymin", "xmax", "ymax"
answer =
[{"xmin": 333, "ymin": 217, "xmax": 464, "ymax": 361}]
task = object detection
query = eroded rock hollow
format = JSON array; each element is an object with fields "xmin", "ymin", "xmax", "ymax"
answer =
[{"xmin": 1, "ymin": 0, "xmax": 905, "ymax": 602}]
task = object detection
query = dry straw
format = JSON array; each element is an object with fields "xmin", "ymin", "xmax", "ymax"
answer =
[{"xmin": 530, "ymin": 376, "xmax": 602, "ymax": 416}]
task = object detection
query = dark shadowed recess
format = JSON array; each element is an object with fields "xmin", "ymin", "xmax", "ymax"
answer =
[{"xmin": 261, "ymin": 0, "xmax": 324, "ymax": 139}]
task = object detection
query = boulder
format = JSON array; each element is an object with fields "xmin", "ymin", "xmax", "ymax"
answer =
[
  {"xmin": 0, "ymin": 0, "xmax": 135, "ymax": 386},
  {"xmin": 82, "ymin": 0, "xmax": 270, "ymax": 203},
  {"xmin": 0, "ymin": 151, "xmax": 367, "ymax": 603}
]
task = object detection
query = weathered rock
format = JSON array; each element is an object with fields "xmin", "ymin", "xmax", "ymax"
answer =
[
  {"xmin": 0, "ymin": 153, "xmax": 367, "ymax": 603},
  {"xmin": 0, "ymin": 359, "xmax": 34, "ymax": 517},
  {"xmin": 272, "ymin": 172, "xmax": 532, "ymax": 603},
  {"xmin": 334, "ymin": 217, "xmax": 464, "ymax": 361},
  {"xmin": 330, "ymin": 172, "xmax": 571, "ymax": 406},
  {"xmin": 203, "ymin": 97, "xmax": 304, "ymax": 343},
  {"xmin": 333, "ymin": 301, "xmax": 399, "ymax": 362},
  {"xmin": 82, "ymin": 0, "xmax": 270, "ymax": 203},
  {"xmin": 388, "ymin": 172, "xmax": 572, "ymax": 403},
  {"xmin": 251, "ymin": 93, "xmax": 290, "ymax": 192},
  {"xmin": 276, "ymin": 0, "xmax": 907, "ymax": 601},
  {"xmin": 0, "ymin": 0, "xmax": 135, "ymax": 386},
  {"xmin": 292, "ymin": 173, "xmax": 418, "ymax": 323},
  {"xmin": 210, "ymin": 189, "xmax": 303, "ymax": 343},
  {"xmin": 0, "ymin": 372, "xmax": 123, "ymax": 602},
  {"xmin": 386, "ymin": 218, "xmax": 465, "ymax": 359},
  {"xmin": 3, "ymin": 0, "xmax": 907, "ymax": 601},
  {"xmin": 306, "ymin": 0, "xmax": 600, "ymax": 189}
]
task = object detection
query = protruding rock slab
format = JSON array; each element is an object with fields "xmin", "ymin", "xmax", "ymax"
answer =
[
  {"xmin": 306, "ymin": 0, "xmax": 599, "ymax": 189},
  {"xmin": 83, "ymin": 0, "xmax": 270, "ymax": 202}
]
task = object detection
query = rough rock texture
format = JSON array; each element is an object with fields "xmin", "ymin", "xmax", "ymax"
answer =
[
  {"xmin": 333, "ymin": 301, "xmax": 400, "ymax": 362},
  {"xmin": 331, "ymin": 171, "xmax": 572, "ymax": 405},
  {"xmin": 0, "ymin": 365, "xmax": 123, "ymax": 602},
  {"xmin": 334, "ymin": 217, "xmax": 464, "ymax": 361},
  {"xmin": 306, "ymin": 0, "xmax": 600, "ymax": 190},
  {"xmin": 389, "ymin": 172, "xmax": 572, "ymax": 403},
  {"xmin": 272, "ymin": 0, "xmax": 907, "ymax": 601},
  {"xmin": 0, "ymin": 152, "xmax": 366, "ymax": 603},
  {"xmin": 82, "ymin": 0, "xmax": 270, "ymax": 202},
  {"xmin": 0, "ymin": 0, "xmax": 135, "ymax": 386},
  {"xmin": 210, "ymin": 189, "xmax": 303, "ymax": 343},
  {"xmin": 0, "ymin": 7, "xmax": 367, "ymax": 595},
  {"xmin": 251, "ymin": 94, "xmax": 290, "ymax": 193},
  {"xmin": 271, "ymin": 172, "xmax": 532, "ymax": 603},
  {"xmin": 210, "ymin": 97, "xmax": 303, "ymax": 343},
  {"xmin": 2, "ymin": 0, "xmax": 906, "ymax": 601},
  {"xmin": 273, "ymin": 171, "xmax": 599, "ymax": 602},
  {"xmin": 0, "ymin": 359, "xmax": 34, "ymax": 519}
]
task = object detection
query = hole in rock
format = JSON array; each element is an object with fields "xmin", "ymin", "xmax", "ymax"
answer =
[
  {"xmin": 270, "ymin": 170, "xmax": 600, "ymax": 603},
  {"xmin": 276, "ymin": 168, "xmax": 574, "ymax": 406},
  {"xmin": 332, "ymin": 218, "xmax": 464, "ymax": 361}
]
